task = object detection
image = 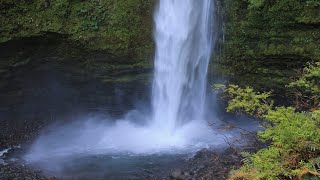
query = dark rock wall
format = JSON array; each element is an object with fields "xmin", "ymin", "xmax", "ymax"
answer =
[
  {"xmin": 0, "ymin": 0, "xmax": 154, "ymax": 62},
  {"xmin": 216, "ymin": 0, "xmax": 320, "ymax": 95}
]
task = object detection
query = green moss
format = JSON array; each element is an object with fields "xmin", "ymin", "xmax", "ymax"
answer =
[
  {"xmin": 220, "ymin": 0, "xmax": 320, "ymax": 93},
  {"xmin": 102, "ymin": 73, "xmax": 151, "ymax": 83},
  {"xmin": 0, "ymin": 0, "xmax": 154, "ymax": 61}
]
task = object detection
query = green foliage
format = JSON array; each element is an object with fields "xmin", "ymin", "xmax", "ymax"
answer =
[
  {"xmin": 222, "ymin": 0, "xmax": 320, "ymax": 92},
  {"xmin": 224, "ymin": 85, "xmax": 273, "ymax": 117},
  {"xmin": 75, "ymin": 2, "xmax": 109, "ymax": 31},
  {"xmin": 287, "ymin": 62, "xmax": 320, "ymax": 109},
  {"xmin": 223, "ymin": 83, "xmax": 320, "ymax": 179},
  {"xmin": 248, "ymin": 0, "xmax": 264, "ymax": 9},
  {"xmin": 220, "ymin": 0, "xmax": 320, "ymax": 177},
  {"xmin": 230, "ymin": 108, "xmax": 320, "ymax": 179},
  {"xmin": 261, "ymin": 107, "xmax": 320, "ymax": 149},
  {"xmin": 211, "ymin": 84, "xmax": 226, "ymax": 90},
  {"xmin": 0, "ymin": 0, "xmax": 154, "ymax": 61}
]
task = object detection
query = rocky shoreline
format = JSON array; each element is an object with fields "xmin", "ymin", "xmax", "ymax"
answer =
[
  {"xmin": 0, "ymin": 148, "xmax": 244, "ymax": 180},
  {"xmin": 168, "ymin": 148, "xmax": 243, "ymax": 180},
  {"xmin": 0, "ymin": 130, "xmax": 262, "ymax": 180}
]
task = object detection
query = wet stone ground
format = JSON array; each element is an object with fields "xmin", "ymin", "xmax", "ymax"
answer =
[{"xmin": 0, "ymin": 148, "xmax": 243, "ymax": 180}]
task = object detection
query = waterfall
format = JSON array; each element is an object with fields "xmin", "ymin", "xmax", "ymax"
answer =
[
  {"xmin": 152, "ymin": 0, "xmax": 214, "ymax": 132},
  {"xmin": 24, "ymin": 1, "xmax": 222, "ymax": 162}
]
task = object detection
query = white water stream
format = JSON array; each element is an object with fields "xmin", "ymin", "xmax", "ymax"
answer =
[{"xmin": 152, "ymin": 0, "xmax": 214, "ymax": 133}]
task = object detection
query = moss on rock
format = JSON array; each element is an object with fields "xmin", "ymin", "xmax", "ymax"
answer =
[
  {"xmin": 0, "ymin": 0, "xmax": 154, "ymax": 62},
  {"xmin": 220, "ymin": 0, "xmax": 320, "ymax": 94}
]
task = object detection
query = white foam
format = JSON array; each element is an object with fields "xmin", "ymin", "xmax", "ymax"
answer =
[
  {"xmin": 24, "ymin": 117, "xmax": 226, "ymax": 163},
  {"xmin": 0, "ymin": 148, "xmax": 11, "ymax": 157}
]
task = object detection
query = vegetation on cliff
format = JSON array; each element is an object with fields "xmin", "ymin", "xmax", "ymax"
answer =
[
  {"xmin": 221, "ymin": 0, "xmax": 320, "ymax": 93},
  {"xmin": 0, "ymin": 0, "xmax": 154, "ymax": 61}
]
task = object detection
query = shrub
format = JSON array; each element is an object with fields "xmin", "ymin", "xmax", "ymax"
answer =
[
  {"xmin": 287, "ymin": 62, "xmax": 320, "ymax": 110},
  {"xmin": 219, "ymin": 82, "xmax": 320, "ymax": 179},
  {"xmin": 224, "ymin": 84, "xmax": 273, "ymax": 118}
]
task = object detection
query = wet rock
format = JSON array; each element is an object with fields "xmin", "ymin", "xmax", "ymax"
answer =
[
  {"xmin": 0, "ymin": 162, "xmax": 48, "ymax": 180},
  {"xmin": 173, "ymin": 148, "xmax": 246, "ymax": 180},
  {"xmin": 183, "ymin": 171, "xmax": 190, "ymax": 176},
  {"xmin": 170, "ymin": 169, "xmax": 185, "ymax": 180},
  {"xmin": 169, "ymin": 169, "xmax": 195, "ymax": 180}
]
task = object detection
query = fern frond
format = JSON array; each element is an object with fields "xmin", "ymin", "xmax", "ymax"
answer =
[{"xmin": 298, "ymin": 168, "xmax": 320, "ymax": 179}]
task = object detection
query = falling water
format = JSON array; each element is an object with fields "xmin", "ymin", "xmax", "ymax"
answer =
[
  {"xmin": 23, "ymin": 1, "xmax": 225, "ymax": 172},
  {"xmin": 152, "ymin": 0, "xmax": 214, "ymax": 132}
]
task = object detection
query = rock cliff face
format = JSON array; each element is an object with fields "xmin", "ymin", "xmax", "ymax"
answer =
[
  {"xmin": 219, "ymin": 0, "xmax": 320, "ymax": 94},
  {"xmin": 0, "ymin": 0, "xmax": 154, "ymax": 62}
]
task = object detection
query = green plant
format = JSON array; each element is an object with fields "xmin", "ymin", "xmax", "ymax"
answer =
[
  {"xmin": 76, "ymin": 2, "xmax": 109, "ymax": 31},
  {"xmin": 221, "ymin": 81, "xmax": 320, "ymax": 179},
  {"xmin": 224, "ymin": 84, "xmax": 273, "ymax": 117},
  {"xmin": 287, "ymin": 62, "xmax": 320, "ymax": 110}
]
